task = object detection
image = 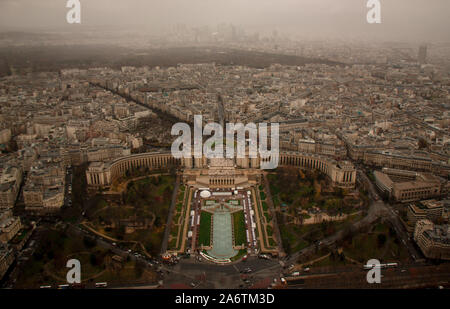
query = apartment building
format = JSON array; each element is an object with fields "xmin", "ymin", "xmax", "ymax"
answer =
[
  {"xmin": 414, "ymin": 219, "xmax": 450, "ymax": 260},
  {"xmin": 0, "ymin": 244, "xmax": 14, "ymax": 280},
  {"xmin": 0, "ymin": 165, "xmax": 22, "ymax": 209},
  {"xmin": 407, "ymin": 199, "xmax": 449, "ymax": 227},
  {"xmin": 0, "ymin": 210, "xmax": 22, "ymax": 243},
  {"xmin": 374, "ymin": 168, "xmax": 448, "ymax": 202}
]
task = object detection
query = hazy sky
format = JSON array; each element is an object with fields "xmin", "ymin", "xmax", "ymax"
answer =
[{"xmin": 0, "ymin": 0, "xmax": 449, "ymax": 42}]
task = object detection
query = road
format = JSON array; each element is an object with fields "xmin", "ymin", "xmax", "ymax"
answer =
[
  {"xmin": 161, "ymin": 255, "xmax": 279, "ymax": 289},
  {"xmin": 90, "ymin": 82, "xmax": 186, "ymax": 125},
  {"xmin": 286, "ymin": 262, "xmax": 450, "ymax": 289},
  {"xmin": 357, "ymin": 168, "xmax": 423, "ymax": 261}
]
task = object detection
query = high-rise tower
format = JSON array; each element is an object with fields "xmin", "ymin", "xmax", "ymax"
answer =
[{"xmin": 418, "ymin": 45, "xmax": 427, "ymax": 64}]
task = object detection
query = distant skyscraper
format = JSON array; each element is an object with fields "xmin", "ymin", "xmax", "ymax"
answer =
[
  {"xmin": 418, "ymin": 45, "xmax": 427, "ymax": 64},
  {"xmin": 217, "ymin": 94, "xmax": 225, "ymax": 130}
]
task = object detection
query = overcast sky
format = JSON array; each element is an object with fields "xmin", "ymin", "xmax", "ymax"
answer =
[{"xmin": 0, "ymin": 0, "xmax": 449, "ymax": 42}]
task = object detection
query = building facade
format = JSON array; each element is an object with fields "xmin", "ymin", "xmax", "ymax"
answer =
[
  {"xmin": 0, "ymin": 165, "xmax": 22, "ymax": 209},
  {"xmin": 86, "ymin": 151, "xmax": 356, "ymax": 189},
  {"xmin": 0, "ymin": 210, "xmax": 22, "ymax": 243},
  {"xmin": 414, "ymin": 219, "xmax": 450, "ymax": 260},
  {"xmin": 407, "ymin": 199, "xmax": 449, "ymax": 227},
  {"xmin": 374, "ymin": 168, "xmax": 448, "ymax": 202},
  {"xmin": 0, "ymin": 244, "xmax": 14, "ymax": 280}
]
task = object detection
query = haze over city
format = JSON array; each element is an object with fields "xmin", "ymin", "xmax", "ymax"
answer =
[
  {"xmin": 0, "ymin": 0, "xmax": 449, "ymax": 299},
  {"xmin": 0, "ymin": 0, "xmax": 449, "ymax": 42}
]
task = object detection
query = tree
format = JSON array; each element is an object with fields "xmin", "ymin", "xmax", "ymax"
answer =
[
  {"xmin": 283, "ymin": 239, "xmax": 292, "ymax": 255},
  {"xmin": 389, "ymin": 226, "xmax": 396, "ymax": 238},
  {"xmin": 117, "ymin": 225, "xmax": 126, "ymax": 240},
  {"xmin": 83, "ymin": 236, "xmax": 97, "ymax": 249},
  {"xmin": 134, "ymin": 260, "xmax": 145, "ymax": 278},
  {"xmin": 418, "ymin": 138, "xmax": 429, "ymax": 149},
  {"xmin": 377, "ymin": 234, "xmax": 387, "ymax": 247},
  {"xmin": 90, "ymin": 253, "xmax": 98, "ymax": 266},
  {"xmin": 342, "ymin": 223, "xmax": 354, "ymax": 244},
  {"xmin": 334, "ymin": 187, "xmax": 345, "ymax": 198}
]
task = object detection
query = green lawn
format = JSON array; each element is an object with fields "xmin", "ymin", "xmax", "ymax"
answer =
[
  {"xmin": 233, "ymin": 211, "xmax": 247, "ymax": 246},
  {"xmin": 260, "ymin": 191, "xmax": 267, "ymax": 200},
  {"xmin": 176, "ymin": 202, "xmax": 182, "ymax": 212},
  {"xmin": 14, "ymin": 228, "xmax": 159, "ymax": 288},
  {"xmin": 89, "ymin": 174, "xmax": 175, "ymax": 256},
  {"xmin": 198, "ymin": 211, "xmax": 212, "ymax": 247},
  {"xmin": 264, "ymin": 211, "xmax": 272, "ymax": 223},
  {"xmin": 268, "ymin": 238, "xmax": 276, "ymax": 247},
  {"xmin": 168, "ymin": 238, "xmax": 177, "ymax": 249},
  {"xmin": 230, "ymin": 249, "xmax": 248, "ymax": 262},
  {"xmin": 266, "ymin": 224, "xmax": 273, "ymax": 236},
  {"xmin": 344, "ymin": 222, "xmax": 410, "ymax": 263}
]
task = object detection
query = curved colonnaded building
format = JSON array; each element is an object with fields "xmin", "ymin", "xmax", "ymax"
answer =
[{"xmin": 86, "ymin": 151, "xmax": 356, "ymax": 189}]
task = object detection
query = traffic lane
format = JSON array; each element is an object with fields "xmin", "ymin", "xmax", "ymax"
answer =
[
  {"xmin": 171, "ymin": 256, "xmax": 278, "ymax": 277},
  {"xmin": 68, "ymin": 224, "xmax": 159, "ymax": 267}
]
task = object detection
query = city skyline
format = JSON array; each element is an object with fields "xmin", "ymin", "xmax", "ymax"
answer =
[{"xmin": 0, "ymin": 0, "xmax": 448, "ymax": 42}]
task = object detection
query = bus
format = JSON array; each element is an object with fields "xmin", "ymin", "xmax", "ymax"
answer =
[
  {"xmin": 95, "ymin": 282, "xmax": 108, "ymax": 288},
  {"xmin": 363, "ymin": 263, "xmax": 398, "ymax": 270},
  {"xmin": 386, "ymin": 263, "xmax": 398, "ymax": 268}
]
